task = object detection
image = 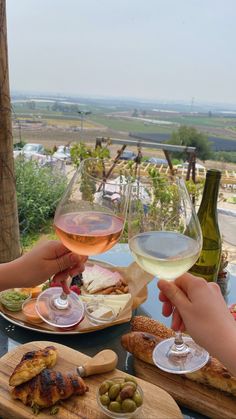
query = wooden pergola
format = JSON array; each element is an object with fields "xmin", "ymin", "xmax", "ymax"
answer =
[{"xmin": 95, "ymin": 137, "xmax": 197, "ymax": 182}]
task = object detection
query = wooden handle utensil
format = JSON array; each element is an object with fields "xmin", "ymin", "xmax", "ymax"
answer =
[{"xmin": 77, "ymin": 349, "xmax": 118, "ymax": 377}]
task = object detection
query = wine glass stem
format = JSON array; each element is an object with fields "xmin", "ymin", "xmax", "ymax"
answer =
[
  {"xmin": 54, "ymin": 291, "xmax": 69, "ymax": 310},
  {"xmin": 168, "ymin": 331, "xmax": 190, "ymax": 357}
]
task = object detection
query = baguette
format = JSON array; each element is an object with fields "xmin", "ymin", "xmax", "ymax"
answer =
[
  {"xmin": 131, "ymin": 316, "xmax": 175, "ymax": 339},
  {"xmin": 122, "ymin": 317, "xmax": 236, "ymax": 396}
]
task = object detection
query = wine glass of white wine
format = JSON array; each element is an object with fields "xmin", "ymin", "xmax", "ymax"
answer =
[
  {"xmin": 128, "ymin": 174, "xmax": 209, "ymax": 374},
  {"xmin": 36, "ymin": 158, "xmax": 130, "ymax": 328}
]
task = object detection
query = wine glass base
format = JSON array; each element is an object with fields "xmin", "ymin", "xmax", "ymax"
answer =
[
  {"xmin": 152, "ymin": 336, "xmax": 209, "ymax": 374},
  {"xmin": 36, "ymin": 287, "xmax": 85, "ymax": 328}
]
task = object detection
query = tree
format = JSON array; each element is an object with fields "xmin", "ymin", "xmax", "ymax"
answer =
[
  {"xmin": 0, "ymin": 0, "xmax": 21, "ymax": 261},
  {"xmin": 168, "ymin": 125, "xmax": 212, "ymax": 161},
  {"xmin": 132, "ymin": 108, "xmax": 139, "ymax": 117}
]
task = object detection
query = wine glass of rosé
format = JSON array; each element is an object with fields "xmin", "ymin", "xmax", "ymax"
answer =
[
  {"xmin": 128, "ymin": 174, "xmax": 209, "ymax": 374},
  {"xmin": 36, "ymin": 158, "xmax": 130, "ymax": 328}
]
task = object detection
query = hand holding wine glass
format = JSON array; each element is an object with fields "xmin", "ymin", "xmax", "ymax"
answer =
[
  {"xmin": 36, "ymin": 158, "xmax": 129, "ymax": 328},
  {"xmin": 158, "ymin": 272, "xmax": 236, "ymax": 376},
  {"xmin": 128, "ymin": 174, "xmax": 209, "ymax": 373}
]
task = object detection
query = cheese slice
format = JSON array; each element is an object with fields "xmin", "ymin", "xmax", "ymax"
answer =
[
  {"xmin": 81, "ymin": 293, "xmax": 131, "ymax": 316},
  {"xmin": 91, "ymin": 306, "xmax": 114, "ymax": 319}
]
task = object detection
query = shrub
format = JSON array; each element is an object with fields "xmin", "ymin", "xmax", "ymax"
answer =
[
  {"xmin": 15, "ymin": 159, "xmax": 67, "ymax": 235},
  {"xmin": 211, "ymin": 151, "xmax": 236, "ymax": 163},
  {"xmin": 70, "ymin": 141, "xmax": 110, "ymax": 166}
]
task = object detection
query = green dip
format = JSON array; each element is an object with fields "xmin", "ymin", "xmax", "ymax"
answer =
[{"xmin": 0, "ymin": 290, "xmax": 30, "ymax": 311}]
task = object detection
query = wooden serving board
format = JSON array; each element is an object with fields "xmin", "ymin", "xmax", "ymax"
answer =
[
  {"xmin": 134, "ymin": 358, "xmax": 236, "ymax": 419},
  {"xmin": 0, "ymin": 342, "xmax": 182, "ymax": 419}
]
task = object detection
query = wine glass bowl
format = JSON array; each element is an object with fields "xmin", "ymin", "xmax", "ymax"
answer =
[
  {"xmin": 128, "ymin": 174, "xmax": 209, "ymax": 374},
  {"xmin": 128, "ymin": 175, "xmax": 203, "ymax": 280},
  {"xmin": 36, "ymin": 158, "xmax": 130, "ymax": 328},
  {"xmin": 54, "ymin": 158, "xmax": 129, "ymax": 256}
]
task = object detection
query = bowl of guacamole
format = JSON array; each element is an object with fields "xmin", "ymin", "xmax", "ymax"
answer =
[{"xmin": 0, "ymin": 289, "xmax": 31, "ymax": 312}]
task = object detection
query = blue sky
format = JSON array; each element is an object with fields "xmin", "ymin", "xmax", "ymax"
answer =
[{"xmin": 6, "ymin": 0, "xmax": 236, "ymax": 104}]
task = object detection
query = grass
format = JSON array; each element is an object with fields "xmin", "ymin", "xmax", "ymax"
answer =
[
  {"xmin": 21, "ymin": 219, "xmax": 56, "ymax": 251},
  {"xmin": 45, "ymin": 118, "xmax": 98, "ymax": 129},
  {"xmin": 90, "ymin": 115, "xmax": 173, "ymax": 134}
]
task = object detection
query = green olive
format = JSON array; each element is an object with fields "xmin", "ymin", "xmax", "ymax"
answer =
[
  {"xmin": 116, "ymin": 394, "xmax": 122, "ymax": 403},
  {"xmin": 122, "ymin": 399, "xmax": 137, "ymax": 413},
  {"xmin": 100, "ymin": 394, "xmax": 110, "ymax": 406},
  {"xmin": 108, "ymin": 384, "xmax": 121, "ymax": 400},
  {"xmin": 99, "ymin": 382, "xmax": 110, "ymax": 395},
  {"xmin": 133, "ymin": 391, "xmax": 143, "ymax": 407},
  {"xmin": 106, "ymin": 380, "xmax": 115, "ymax": 388},
  {"xmin": 124, "ymin": 376, "xmax": 137, "ymax": 385},
  {"xmin": 109, "ymin": 401, "xmax": 122, "ymax": 412}
]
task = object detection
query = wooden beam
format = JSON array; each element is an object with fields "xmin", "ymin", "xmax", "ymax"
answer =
[{"xmin": 96, "ymin": 136, "xmax": 196, "ymax": 153}]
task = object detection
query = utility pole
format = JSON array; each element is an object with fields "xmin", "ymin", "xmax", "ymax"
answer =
[
  {"xmin": 0, "ymin": 0, "xmax": 21, "ymax": 261},
  {"xmin": 77, "ymin": 110, "xmax": 91, "ymax": 140}
]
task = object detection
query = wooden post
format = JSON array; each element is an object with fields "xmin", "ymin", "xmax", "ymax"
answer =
[
  {"xmin": 134, "ymin": 146, "xmax": 142, "ymax": 178},
  {"xmin": 97, "ymin": 144, "xmax": 127, "ymax": 192},
  {"xmin": 0, "ymin": 0, "xmax": 21, "ymax": 261},
  {"xmin": 163, "ymin": 150, "xmax": 175, "ymax": 176},
  {"xmin": 191, "ymin": 152, "xmax": 196, "ymax": 184},
  {"xmin": 186, "ymin": 154, "xmax": 192, "ymax": 181},
  {"xmin": 186, "ymin": 152, "xmax": 196, "ymax": 184}
]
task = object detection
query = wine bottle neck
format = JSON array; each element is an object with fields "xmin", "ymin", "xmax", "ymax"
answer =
[{"xmin": 198, "ymin": 175, "xmax": 220, "ymax": 219}]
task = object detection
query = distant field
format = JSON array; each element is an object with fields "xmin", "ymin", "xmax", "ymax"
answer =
[
  {"xmin": 12, "ymin": 100, "xmax": 236, "ymax": 154},
  {"xmin": 89, "ymin": 114, "xmax": 236, "ymax": 140},
  {"xmin": 13, "ymin": 100, "xmax": 236, "ymax": 139},
  {"xmin": 45, "ymin": 118, "xmax": 99, "ymax": 129},
  {"xmin": 90, "ymin": 115, "xmax": 173, "ymax": 134},
  {"xmin": 131, "ymin": 132, "xmax": 236, "ymax": 152},
  {"xmin": 152, "ymin": 114, "xmax": 236, "ymax": 128}
]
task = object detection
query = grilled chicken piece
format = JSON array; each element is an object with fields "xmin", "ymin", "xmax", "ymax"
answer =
[
  {"xmin": 9, "ymin": 346, "xmax": 57, "ymax": 386},
  {"xmin": 12, "ymin": 368, "xmax": 88, "ymax": 408}
]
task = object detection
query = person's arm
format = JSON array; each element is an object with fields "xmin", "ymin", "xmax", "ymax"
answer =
[
  {"xmin": 158, "ymin": 273, "xmax": 236, "ymax": 376},
  {"xmin": 0, "ymin": 241, "xmax": 87, "ymax": 292}
]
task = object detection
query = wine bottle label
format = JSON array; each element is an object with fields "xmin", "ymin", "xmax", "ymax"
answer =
[{"xmin": 190, "ymin": 264, "xmax": 218, "ymax": 276}]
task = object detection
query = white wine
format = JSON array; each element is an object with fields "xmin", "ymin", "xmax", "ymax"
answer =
[{"xmin": 129, "ymin": 231, "xmax": 201, "ymax": 280}]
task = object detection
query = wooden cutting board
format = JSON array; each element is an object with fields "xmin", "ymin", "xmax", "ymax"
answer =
[
  {"xmin": 0, "ymin": 341, "xmax": 182, "ymax": 419},
  {"xmin": 134, "ymin": 358, "xmax": 236, "ymax": 419}
]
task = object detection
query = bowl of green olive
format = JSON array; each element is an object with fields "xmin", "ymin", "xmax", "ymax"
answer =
[{"xmin": 97, "ymin": 375, "xmax": 143, "ymax": 418}]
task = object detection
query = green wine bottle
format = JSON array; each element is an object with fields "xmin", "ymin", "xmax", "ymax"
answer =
[{"xmin": 189, "ymin": 169, "xmax": 222, "ymax": 282}]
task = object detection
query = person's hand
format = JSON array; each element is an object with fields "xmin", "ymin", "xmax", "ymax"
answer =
[
  {"xmin": 20, "ymin": 240, "xmax": 87, "ymax": 293},
  {"xmin": 158, "ymin": 273, "xmax": 236, "ymax": 360}
]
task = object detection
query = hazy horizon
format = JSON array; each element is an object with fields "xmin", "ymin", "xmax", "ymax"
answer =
[
  {"xmin": 6, "ymin": 0, "xmax": 236, "ymax": 105},
  {"xmin": 11, "ymin": 90, "xmax": 236, "ymax": 110}
]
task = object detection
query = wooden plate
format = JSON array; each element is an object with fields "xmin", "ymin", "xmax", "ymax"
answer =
[
  {"xmin": 0, "ymin": 341, "xmax": 183, "ymax": 419},
  {"xmin": 134, "ymin": 358, "xmax": 236, "ymax": 419}
]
